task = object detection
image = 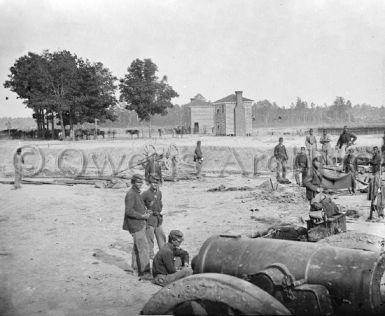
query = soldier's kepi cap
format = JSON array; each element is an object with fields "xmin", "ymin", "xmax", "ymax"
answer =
[
  {"xmin": 149, "ymin": 174, "xmax": 161, "ymax": 183},
  {"xmin": 131, "ymin": 174, "xmax": 143, "ymax": 182},
  {"xmin": 169, "ymin": 230, "xmax": 184, "ymax": 241}
]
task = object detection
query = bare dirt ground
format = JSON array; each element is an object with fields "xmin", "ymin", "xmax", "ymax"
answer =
[{"xmin": 1, "ymin": 132, "xmax": 384, "ymax": 315}]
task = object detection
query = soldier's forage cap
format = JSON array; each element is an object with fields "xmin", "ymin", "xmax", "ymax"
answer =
[
  {"xmin": 149, "ymin": 175, "xmax": 161, "ymax": 183},
  {"xmin": 131, "ymin": 174, "xmax": 143, "ymax": 182},
  {"xmin": 169, "ymin": 230, "xmax": 184, "ymax": 241}
]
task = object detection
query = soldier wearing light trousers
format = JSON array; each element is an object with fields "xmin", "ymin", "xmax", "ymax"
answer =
[
  {"xmin": 122, "ymin": 174, "xmax": 152, "ymax": 280},
  {"xmin": 142, "ymin": 175, "xmax": 166, "ymax": 259}
]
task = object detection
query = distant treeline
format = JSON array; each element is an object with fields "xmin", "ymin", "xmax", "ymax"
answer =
[
  {"xmin": 2, "ymin": 96, "xmax": 385, "ymax": 131},
  {"xmin": 252, "ymin": 97, "xmax": 385, "ymax": 127}
]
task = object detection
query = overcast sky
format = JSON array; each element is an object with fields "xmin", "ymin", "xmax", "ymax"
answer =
[{"xmin": 1, "ymin": 0, "xmax": 385, "ymax": 117}]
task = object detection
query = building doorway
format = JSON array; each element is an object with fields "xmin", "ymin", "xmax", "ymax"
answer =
[{"xmin": 193, "ymin": 122, "xmax": 199, "ymax": 134}]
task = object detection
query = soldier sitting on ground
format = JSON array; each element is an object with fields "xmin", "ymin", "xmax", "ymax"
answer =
[{"xmin": 152, "ymin": 230, "xmax": 193, "ymax": 286}]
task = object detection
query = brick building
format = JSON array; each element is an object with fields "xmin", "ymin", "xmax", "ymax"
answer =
[
  {"xmin": 213, "ymin": 91, "xmax": 253, "ymax": 136},
  {"xmin": 182, "ymin": 94, "xmax": 214, "ymax": 134}
]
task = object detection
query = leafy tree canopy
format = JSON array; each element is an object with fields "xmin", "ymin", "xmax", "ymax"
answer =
[{"xmin": 119, "ymin": 58, "xmax": 179, "ymax": 122}]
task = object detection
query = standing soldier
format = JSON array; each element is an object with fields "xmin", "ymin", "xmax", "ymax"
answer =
[
  {"xmin": 336, "ymin": 126, "xmax": 357, "ymax": 163},
  {"xmin": 305, "ymin": 128, "xmax": 318, "ymax": 163},
  {"xmin": 303, "ymin": 157, "xmax": 324, "ymax": 210},
  {"xmin": 12, "ymin": 148, "xmax": 24, "ymax": 190},
  {"xmin": 144, "ymin": 153, "xmax": 163, "ymax": 185},
  {"xmin": 274, "ymin": 137, "xmax": 288, "ymax": 182},
  {"xmin": 142, "ymin": 175, "xmax": 167, "ymax": 259},
  {"xmin": 319, "ymin": 129, "xmax": 332, "ymax": 165},
  {"xmin": 367, "ymin": 147, "xmax": 384, "ymax": 220},
  {"xmin": 294, "ymin": 147, "xmax": 308, "ymax": 186},
  {"xmin": 194, "ymin": 140, "xmax": 203, "ymax": 178},
  {"xmin": 343, "ymin": 148, "xmax": 357, "ymax": 194},
  {"xmin": 122, "ymin": 174, "xmax": 153, "ymax": 280}
]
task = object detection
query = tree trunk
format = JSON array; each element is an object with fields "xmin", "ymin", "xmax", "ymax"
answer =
[
  {"xmin": 69, "ymin": 116, "xmax": 74, "ymax": 141},
  {"xmin": 148, "ymin": 118, "xmax": 152, "ymax": 138},
  {"xmin": 59, "ymin": 111, "xmax": 65, "ymax": 139},
  {"xmin": 51, "ymin": 111, "xmax": 55, "ymax": 140}
]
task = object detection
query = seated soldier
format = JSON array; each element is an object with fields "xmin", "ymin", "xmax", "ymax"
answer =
[{"xmin": 152, "ymin": 230, "xmax": 193, "ymax": 286}]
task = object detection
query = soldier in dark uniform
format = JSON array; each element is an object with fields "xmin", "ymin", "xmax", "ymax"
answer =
[
  {"xmin": 368, "ymin": 147, "xmax": 384, "ymax": 220},
  {"xmin": 144, "ymin": 153, "xmax": 163, "ymax": 185},
  {"xmin": 152, "ymin": 230, "xmax": 193, "ymax": 286},
  {"xmin": 123, "ymin": 174, "xmax": 152, "ymax": 280},
  {"xmin": 141, "ymin": 175, "xmax": 166, "ymax": 259},
  {"xmin": 303, "ymin": 157, "xmax": 323, "ymax": 208},
  {"xmin": 274, "ymin": 137, "xmax": 288, "ymax": 181},
  {"xmin": 336, "ymin": 126, "xmax": 357, "ymax": 162},
  {"xmin": 343, "ymin": 148, "xmax": 357, "ymax": 193},
  {"xmin": 294, "ymin": 147, "xmax": 308, "ymax": 186},
  {"xmin": 194, "ymin": 140, "xmax": 203, "ymax": 178}
]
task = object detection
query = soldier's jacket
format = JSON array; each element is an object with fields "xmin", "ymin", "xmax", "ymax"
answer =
[
  {"xmin": 303, "ymin": 167, "xmax": 323, "ymax": 201},
  {"xmin": 274, "ymin": 144, "xmax": 288, "ymax": 161},
  {"xmin": 294, "ymin": 153, "xmax": 308, "ymax": 169},
  {"xmin": 369, "ymin": 153, "xmax": 381, "ymax": 174},
  {"xmin": 336, "ymin": 132, "xmax": 357, "ymax": 148},
  {"xmin": 319, "ymin": 134, "xmax": 331, "ymax": 151},
  {"xmin": 123, "ymin": 187, "xmax": 147, "ymax": 233},
  {"xmin": 141, "ymin": 188, "xmax": 163, "ymax": 227}
]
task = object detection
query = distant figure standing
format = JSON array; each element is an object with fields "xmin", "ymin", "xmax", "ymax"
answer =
[
  {"xmin": 194, "ymin": 141, "xmax": 203, "ymax": 178},
  {"xmin": 305, "ymin": 128, "xmax": 317, "ymax": 163},
  {"xmin": 336, "ymin": 126, "xmax": 357, "ymax": 162},
  {"xmin": 381, "ymin": 131, "xmax": 385, "ymax": 155},
  {"xmin": 303, "ymin": 157, "xmax": 323, "ymax": 208},
  {"xmin": 171, "ymin": 155, "xmax": 178, "ymax": 181},
  {"xmin": 13, "ymin": 148, "xmax": 24, "ymax": 190},
  {"xmin": 144, "ymin": 153, "xmax": 163, "ymax": 185},
  {"xmin": 294, "ymin": 147, "xmax": 308, "ymax": 186},
  {"xmin": 343, "ymin": 148, "xmax": 357, "ymax": 194},
  {"xmin": 319, "ymin": 129, "xmax": 332, "ymax": 165},
  {"xmin": 273, "ymin": 137, "xmax": 288, "ymax": 181},
  {"xmin": 367, "ymin": 146, "xmax": 384, "ymax": 220}
]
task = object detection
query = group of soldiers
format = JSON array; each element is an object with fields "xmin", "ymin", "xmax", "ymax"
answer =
[
  {"xmin": 274, "ymin": 126, "xmax": 385, "ymax": 220},
  {"xmin": 123, "ymin": 173, "xmax": 193, "ymax": 284},
  {"xmin": 122, "ymin": 141, "xmax": 204, "ymax": 284},
  {"xmin": 274, "ymin": 126, "xmax": 358, "ymax": 184}
]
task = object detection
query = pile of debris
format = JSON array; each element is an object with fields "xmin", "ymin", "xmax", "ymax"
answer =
[{"xmin": 207, "ymin": 184, "xmax": 254, "ymax": 192}]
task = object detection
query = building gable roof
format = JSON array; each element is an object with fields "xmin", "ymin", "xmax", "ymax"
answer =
[{"xmin": 214, "ymin": 94, "xmax": 253, "ymax": 103}]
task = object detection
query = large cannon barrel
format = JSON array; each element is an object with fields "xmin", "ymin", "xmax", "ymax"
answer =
[{"xmin": 193, "ymin": 235, "xmax": 385, "ymax": 313}]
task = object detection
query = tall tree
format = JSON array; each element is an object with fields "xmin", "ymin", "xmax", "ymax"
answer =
[
  {"xmin": 119, "ymin": 58, "xmax": 179, "ymax": 137},
  {"xmin": 4, "ymin": 50, "xmax": 118, "ymax": 138}
]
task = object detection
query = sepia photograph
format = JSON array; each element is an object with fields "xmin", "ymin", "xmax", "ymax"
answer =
[{"xmin": 0, "ymin": 0, "xmax": 385, "ymax": 315}]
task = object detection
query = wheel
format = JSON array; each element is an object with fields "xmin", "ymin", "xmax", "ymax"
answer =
[{"xmin": 141, "ymin": 273, "xmax": 291, "ymax": 315}]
